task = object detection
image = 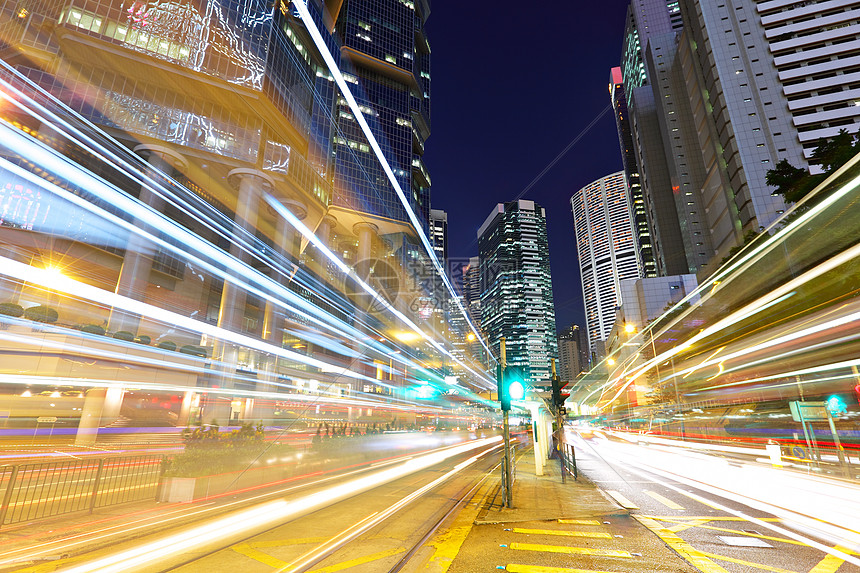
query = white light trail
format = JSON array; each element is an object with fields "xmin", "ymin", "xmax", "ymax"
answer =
[
  {"xmin": 290, "ymin": 0, "xmax": 494, "ymax": 364},
  {"xmin": 57, "ymin": 436, "xmax": 502, "ymax": 573}
]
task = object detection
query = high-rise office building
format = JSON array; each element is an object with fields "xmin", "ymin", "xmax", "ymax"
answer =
[
  {"xmin": 557, "ymin": 324, "xmax": 587, "ymax": 383},
  {"xmin": 0, "ymin": 0, "xmax": 451, "ymax": 430},
  {"xmin": 619, "ymin": 0, "xmax": 691, "ymax": 277},
  {"xmin": 610, "ymin": 67, "xmax": 655, "ymax": 278},
  {"xmin": 676, "ymin": 0, "xmax": 858, "ymax": 262},
  {"xmin": 429, "ymin": 209, "xmax": 447, "ymax": 265},
  {"xmin": 572, "ymin": 172, "xmax": 641, "ymax": 353},
  {"xmin": 332, "ymin": 0, "xmax": 432, "ymax": 232},
  {"xmin": 478, "ymin": 200, "xmax": 557, "ymax": 386}
]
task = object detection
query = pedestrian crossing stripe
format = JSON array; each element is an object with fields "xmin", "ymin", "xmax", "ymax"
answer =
[
  {"xmin": 644, "ymin": 490, "xmax": 685, "ymax": 510},
  {"xmin": 512, "ymin": 528, "xmax": 612, "ymax": 539},
  {"xmin": 505, "ymin": 565, "xmax": 620, "ymax": 573},
  {"xmin": 509, "ymin": 542, "xmax": 632, "ymax": 558},
  {"xmin": 604, "ymin": 490, "xmax": 639, "ymax": 509},
  {"xmin": 557, "ymin": 519, "xmax": 602, "ymax": 525}
]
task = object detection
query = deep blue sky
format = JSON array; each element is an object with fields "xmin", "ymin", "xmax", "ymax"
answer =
[{"xmin": 424, "ymin": 3, "xmax": 630, "ymax": 333}]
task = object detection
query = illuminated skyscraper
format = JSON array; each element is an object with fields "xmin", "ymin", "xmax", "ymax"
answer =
[
  {"xmin": 332, "ymin": 0, "xmax": 432, "ymax": 231},
  {"xmin": 429, "ymin": 209, "xmax": 447, "ymax": 265},
  {"xmin": 478, "ymin": 200, "xmax": 557, "ymax": 386},
  {"xmin": 572, "ymin": 172, "xmax": 641, "ymax": 353}
]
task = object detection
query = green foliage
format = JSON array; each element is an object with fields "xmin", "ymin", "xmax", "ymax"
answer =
[
  {"xmin": 136, "ymin": 335, "xmax": 151, "ymax": 345},
  {"xmin": 24, "ymin": 305, "xmax": 58, "ymax": 324},
  {"xmin": 162, "ymin": 422, "xmax": 278, "ymax": 478},
  {"xmin": 80, "ymin": 324, "xmax": 106, "ymax": 336},
  {"xmin": 0, "ymin": 303, "xmax": 24, "ymax": 318},
  {"xmin": 766, "ymin": 129, "xmax": 860, "ymax": 204},
  {"xmin": 157, "ymin": 340, "xmax": 177, "ymax": 351},
  {"xmin": 113, "ymin": 330, "xmax": 135, "ymax": 341},
  {"xmin": 719, "ymin": 229, "xmax": 761, "ymax": 267}
]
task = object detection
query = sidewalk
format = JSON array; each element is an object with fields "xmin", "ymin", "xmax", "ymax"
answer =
[{"xmin": 444, "ymin": 446, "xmax": 700, "ymax": 573}]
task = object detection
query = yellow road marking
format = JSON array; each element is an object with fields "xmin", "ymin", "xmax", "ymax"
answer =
[
  {"xmin": 247, "ymin": 537, "xmax": 330, "ymax": 548},
  {"xmin": 642, "ymin": 516, "xmax": 782, "ymax": 522},
  {"xmin": 506, "ymin": 565, "xmax": 619, "ymax": 573},
  {"xmin": 633, "ymin": 515, "xmax": 729, "ymax": 573},
  {"xmin": 424, "ymin": 477, "xmax": 495, "ymax": 572},
  {"xmin": 512, "ymin": 528, "xmax": 612, "ymax": 539},
  {"xmin": 808, "ymin": 546, "xmax": 849, "ymax": 573},
  {"xmin": 308, "ymin": 548, "xmax": 404, "ymax": 572},
  {"xmin": 655, "ymin": 518, "xmax": 808, "ymax": 547},
  {"xmin": 644, "ymin": 490, "xmax": 685, "ymax": 510},
  {"xmin": 604, "ymin": 490, "xmax": 639, "ymax": 509},
  {"xmin": 509, "ymin": 542, "xmax": 632, "ymax": 558},
  {"xmin": 697, "ymin": 549, "xmax": 800, "ymax": 573},
  {"xmin": 232, "ymin": 543, "xmax": 288, "ymax": 568},
  {"xmin": 669, "ymin": 518, "xmax": 710, "ymax": 533},
  {"xmin": 558, "ymin": 519, "xmax": 602, "ymax": 525}
]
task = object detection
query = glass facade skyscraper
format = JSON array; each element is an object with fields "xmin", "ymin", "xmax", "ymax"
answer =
[
  {"xmin": 332, "ymin": 0, "xmax": 431, "ymax": 231},
  {"xmin": 0, "ymin": 0, "xmax": 484, "ymax": 439},
  {"xmin": 477, "ymin": 200, "xmax": 557, "ymax": 386}
]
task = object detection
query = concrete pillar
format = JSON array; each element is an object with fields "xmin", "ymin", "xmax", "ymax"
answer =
[
  {"xmin": 109, "ymin": 145, "xmax": 186, "ymax": 334},
  {"xmin": 76, "ymin": 388, "xmax": 105, "ymax": 445},
  {"xmin": 206, "ymin": 169, "xmax": 273, "ymax": 426},
  {"xmin": 177, "ymin": 391, "xmax": 196, "ymax": 426},
  {"xmin": 353, "ymin": 222, "xmax": 378, "ymax": 263},
  {"xmin": 262, "ymin": 198, "xmax": 307, "ymax": 345}
]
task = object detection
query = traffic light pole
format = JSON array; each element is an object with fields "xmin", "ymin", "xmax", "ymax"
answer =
[
  {"xmin": 552, "ymin": 359, "xmax": 565, "ymax": 484},
  {"xmin": 501, "ymin": 338, "xmax": 513, "ymax": 508}
]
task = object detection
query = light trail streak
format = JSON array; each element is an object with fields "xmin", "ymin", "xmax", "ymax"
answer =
[
  {"xmin": 290, "ymin": 0, "xmax": 494, "ymax": 365},
  {"xmin": 0, "ymin": 113, "xmax": 490, "ymax": 393},
  {"xmin": 585, "ymin": 435, "xmax": 860, "ymax": 566},
  {"xmin": 278, "ymin": 445, "xmax": 500, "ymax": 573},
  {"xmin": 599, "ymin": 238, "xmax": 860, "ymax": 408},
  {"xmin": 55, "ymin": 436, "xmax": 502, "ymax": 573}
]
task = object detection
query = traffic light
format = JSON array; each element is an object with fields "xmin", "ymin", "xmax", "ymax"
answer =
[
  {"xmin": 854, "ymin": 384, "xmax": 860, "ymax": 406},
  {"xmin": 552, "ymin": 374, "xmax": 569, "ymax": 411},
  {"xmin": 498, "ymin": 365, "xmax": 525, "ymax": 411}
]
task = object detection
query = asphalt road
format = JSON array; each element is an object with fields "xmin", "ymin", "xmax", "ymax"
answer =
[{"xmin": 573, "ymin": 430, "xmax": 860, "ymax": 573}]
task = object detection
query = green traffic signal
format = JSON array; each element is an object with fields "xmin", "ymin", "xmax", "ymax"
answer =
[{"xmin": 498, "ymin": 365, "xmax": 525, "ymax": 411}]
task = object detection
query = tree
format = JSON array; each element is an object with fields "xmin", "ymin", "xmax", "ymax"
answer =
[{"xmin": 766, "ymin": 129, "xmax": 860, "ymax": 204}]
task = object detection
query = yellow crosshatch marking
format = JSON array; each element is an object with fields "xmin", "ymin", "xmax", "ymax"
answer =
[
  {"xmin": 643, "ymin": 516, "xmax": 783, "ymax": 522},
  {"xmin": 633, "ymin": 515, "xmax": 729, "ymax": 573},
  {"xmin": 696, "ymin": 549, "xmax": 800, "ymax": 573},
  {"xmin": 512, "ymin": 528, "xmax": 612, "ymax": 539},
  {"xmin": 669, "ymin": 518, "xmax": 710, "ymax": 533},
  {"xmin": 653, "ymin": 518, "xmax": 808, "ymax": 547},
  {"xmin": 505, "ymin": 565, "xmax": 620, "ymax": 573},
  {"xmin": 808, "ymin": 547, "xmax": 849, "ymax": 573},
  {"xmin": 557, "ymin": 518, "xmax": 602, "ymax": 525},
  {"xmin": 644, "ymin": 490, "xmax": 685, "ymax": 510},
  {"xmin": 509, "ymin": 542, "xmax": 632, "ymax": 558}
]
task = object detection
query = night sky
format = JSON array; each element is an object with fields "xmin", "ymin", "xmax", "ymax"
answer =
[{"xmin": 424, "ymin": 3, "xmax": 631, "ymax": 333}]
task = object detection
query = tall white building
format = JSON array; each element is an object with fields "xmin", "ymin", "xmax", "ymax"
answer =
[{"xmin": 572, "ymin": 172, "xmax": 642, "ymax": 353}]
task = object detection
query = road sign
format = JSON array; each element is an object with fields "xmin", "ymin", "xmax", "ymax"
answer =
[
  {"xmin": 789, "ymin": 401, "xmax": 831, "ymax": 421},
  {"xmin": 36, "ymin": 416, "xmax": 57, "ymax": 423}
]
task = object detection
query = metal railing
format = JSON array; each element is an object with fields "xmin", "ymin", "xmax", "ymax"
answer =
[
  {"xmin": 560, "ymin": 442, "xmax": 577, "ymax": 481},
  {"xmin": 500, "ymin": 444, "xmax": 517, "ymax": 506},
  {"xmin": 0, "ymin": 454, "xmax": 163, "ymax": 527}
]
